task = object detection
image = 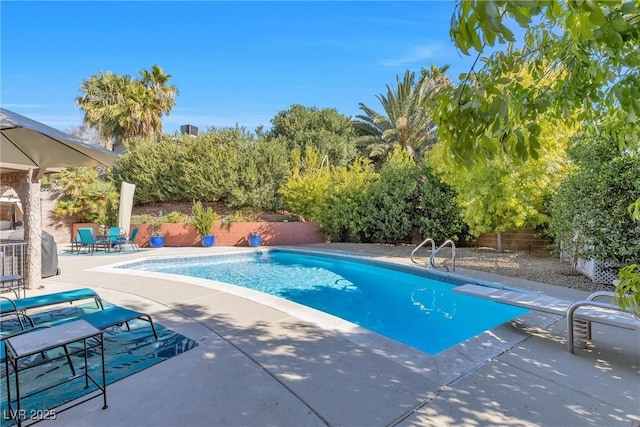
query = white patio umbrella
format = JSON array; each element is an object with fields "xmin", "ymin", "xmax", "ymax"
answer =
[
  {"xmin": 0, "ymin": 108, "xmax": 118, "ymax": 289},
  {"xmin": 118, "ymin": 182, "xmax": 136, "ymax": 237}
]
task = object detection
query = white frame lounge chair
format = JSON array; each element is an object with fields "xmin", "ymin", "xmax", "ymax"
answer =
[{"xmin": 452, "ymin": 284, "xmax": 639, "ymax": 353}]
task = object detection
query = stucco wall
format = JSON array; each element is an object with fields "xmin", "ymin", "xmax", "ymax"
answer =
[
  {"xmin": 71, "ymin": 221, "xmax": 327, "ymax": 247},
  {"xmin": 42, "ymin": 189, "xmax": 75, "ymax": 243},
  {"xmin": 44, "ymin": 190, "xmax": 327, "ymax": 247}
]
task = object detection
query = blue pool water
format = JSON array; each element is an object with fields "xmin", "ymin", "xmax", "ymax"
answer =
[{"xmin": 123, "ymin": 250, "xmax": 527, "ymax": 354}]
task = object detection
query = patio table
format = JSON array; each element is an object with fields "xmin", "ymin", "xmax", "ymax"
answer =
[
  {"xmin": 4, "ymin": 320, "xmax": 107, "ymax": 426},
  {"xmin": 94, "ymin": 234, "xmax": 125, "ymax": 253}
]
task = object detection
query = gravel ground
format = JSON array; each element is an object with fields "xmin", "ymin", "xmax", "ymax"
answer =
[{"xmin": 306, "ymin": 242, "xmax": 613, "ymax": 293}]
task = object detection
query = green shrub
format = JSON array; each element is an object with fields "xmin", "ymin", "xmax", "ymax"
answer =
[
  {"xmin": 280, "ymin": 148, "xmax": 333, "ymax": 221},
  {"xmin": 226, "ymin": 137, "xmax": 289, "ymax": 210},
  {"xmin": 282, "ymin": 147, "xmax": 470, "ymax": 244},
  {"xmin": 416, "ymin": 163, "xmax": 471, "ymax": 242},
  {"xmin": 550, "ymin": 133, "xmax": 640, "ymax": 265},
  {"xmin": 363, "ymin": 147, "xmax": 419, "ymax": 243},
  {"xmin": 165, "ymin": 211, "xmax": 188, "ymax": 223},
  {"xmin": 268, "ymin": 104, "xmax": 358, "ymax": 167},
  {"xmin": 281, "ymin": 148, "xmax": 377, "ymax": 241},
  {"xmin": 315, "ymin": 160, "xmax": 377, "ymax": 242},
  {"xmin": 112, "ymin": 127, "xmax": 289, "ymax": 211},
  {"xmin": 112, "ymin": 137, "xmax": 190, "ymax": 203}
]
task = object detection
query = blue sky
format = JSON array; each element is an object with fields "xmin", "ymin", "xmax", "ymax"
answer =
[{"xmin": 1, "ymin": 1, "xmax": 475, "ymax": 135}]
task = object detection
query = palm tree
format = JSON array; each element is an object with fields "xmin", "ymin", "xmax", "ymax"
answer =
[
  {"xmin": 76, "ymin": 71, "xmax": 129, "ymax": 150},
  {"xmin": 76, "ymin": 65, "xmax": 177, "ymax": 150},
  {"xmin": 353, "ymin": 65, "xmax": 449, "ymax": 164},
  {"xmin": 139, "ymin": 65, "xmax": 177, "ymax": 140}
]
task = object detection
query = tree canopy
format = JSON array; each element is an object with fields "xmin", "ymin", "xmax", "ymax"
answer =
[
  {"xmin": 436, "ymin": 0, "xmax": 640, "ymax": 165},
  {"xmin": 432, "ymin": 64, "xmax": 578, "ymax": 249},
  {"xmin": 268, "ymin": 104, "xmax": 358, "ymax": 167}
]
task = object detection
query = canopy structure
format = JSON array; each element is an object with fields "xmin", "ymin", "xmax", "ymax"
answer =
[
  {"xmin": 0, "ymin": 108, "xmax": 118, "ymax": 288},
  {"xmin": 1, "ymin": 108, "xmax": 117, "ymax": 177}
]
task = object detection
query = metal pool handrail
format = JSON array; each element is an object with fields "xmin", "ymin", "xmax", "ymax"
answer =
[
  {"xmin": 410, "ymin": 238, "xmax": 435, "ymax": 266},
  {"xmin": 410, "ymin": 237, "xmax": 456, "ymax": 272}
]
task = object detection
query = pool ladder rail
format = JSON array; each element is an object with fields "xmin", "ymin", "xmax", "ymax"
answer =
[{"xmin": 410, "ymin": 238, "xmax": 456, "ymax": 272}]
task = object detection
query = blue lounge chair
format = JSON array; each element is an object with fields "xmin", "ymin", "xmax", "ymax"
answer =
[
  {"xmin": 2, "ymin": 302, "xmax": 158, "ymax": 365},
  {"xmin": 0, "ymin": 288, "xmax": 103, "ymax": 330},
  {"xmin": 50, "ymin": 306, "xmax": 158, "ymax": 340}
]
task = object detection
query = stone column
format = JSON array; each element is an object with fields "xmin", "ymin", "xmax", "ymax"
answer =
[{"xmin": 14, "ymin": 170, "xmax": 42, "ymax": 289}]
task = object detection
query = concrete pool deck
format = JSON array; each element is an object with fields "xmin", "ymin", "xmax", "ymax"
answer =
[{"xmin": 26, "ymin": 245, "xmax": 640, "ymax": 426}]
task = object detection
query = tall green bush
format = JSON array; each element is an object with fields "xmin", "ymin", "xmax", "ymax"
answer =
[
  {"xmin": 551, "ymin": 133, "xmax": 640, "ymax": 265},
  {"xmin": 282, "ymin": 147, "xmax": 469, "ymax": 244},
  {"xmin": 111, "ymin": 127, "xmax": 289, "ymax": 209},
  {"xmin": 281, "ymin": 148, "xmax": 377, "ymax": 241},
  {"xmin": 268, "ymin": 104, "xmax": 358, "ymax": 167},
  {"xmin": 364, "ymin": 147, "xmax": 419, "ymax": 242},
  {"xmin": 362, "ymin": 148, "xmax": 470, "ymax": 243},
  {"xmin": 227, "ymin": 137, "xmax": 289, "ymax": 210},
  {"xmin": 280, "ymin": 148, "xmax": 333, "ymax": 221},
  {"xmin": 315, "ymin": 160, "xmax": 377, "ymax": 242},
  {"xmin": 111, "ymin": 137, "xmax": 194, "ymax": 203},
  {"xmin": 416, "ymin": 163, "xmax": 471, "ymax": 242}
]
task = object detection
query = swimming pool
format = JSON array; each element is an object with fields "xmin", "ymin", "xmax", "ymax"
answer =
[{"xmin": 120, "ymin": 249, "xmax": 527, "ymax": 354}]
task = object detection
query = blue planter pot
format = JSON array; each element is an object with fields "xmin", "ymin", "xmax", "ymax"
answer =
[
  {"xmin": 201, "ymin": 235, "xmax": 216, "ymax": 247},
  {"xmin": 248, "ymin": 235, "xmax": 262, "ymax": 247},
  {"xmin": 149, "ymin": 235, "xmax": 165, "ymax": 248}
]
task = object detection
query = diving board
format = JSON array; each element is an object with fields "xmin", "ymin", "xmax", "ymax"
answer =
[{"xmin": 453, "ymin": 284, "xmax": 639, "ymax": 353}]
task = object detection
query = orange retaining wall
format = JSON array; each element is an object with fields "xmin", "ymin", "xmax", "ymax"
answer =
[{"xmin": 72, "ymin": 222, "xmax": 327, "ymax": 247}]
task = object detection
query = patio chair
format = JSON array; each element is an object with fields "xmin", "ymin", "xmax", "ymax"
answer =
[
  {"xmin": 0, "ymin": 274, "xmax": 25, "ymax": 299},
  {"xmin": 126, "ymin": 226, "xmax": 140, "ymax": 252},
  {"xmin": 70, "ymin": 231, "xmax": 82, "ymax": 254},
  {"xmin": 77, "ymin": 227, "xmax": 104, "ymax": 254},
  {"xmin": 108, "ymin": 226, "xmax": 124, "ymax": 251}
]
